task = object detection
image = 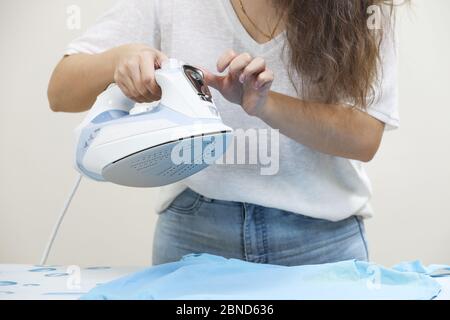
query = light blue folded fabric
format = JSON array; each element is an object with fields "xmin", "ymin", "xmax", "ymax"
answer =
[
  {"xmin": 393, "ymin": 261, "xmax": 450, "ymax": 277},
  {"xmin": 81, "ymin": 254, "xmax": 444, "ymax": 300}
]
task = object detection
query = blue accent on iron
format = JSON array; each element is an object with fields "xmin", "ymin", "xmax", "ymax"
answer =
[
  {"xmin": 85, "ymin": 266, "xmax": 111, "ymax": 270},
  {"xmin": 28, "ymin": 267, "xmax": 57, "ymax": 273},
  {"xmin": 91, "ymin": 109, "xmax": 129, "ymax": 124},
  {"xmin": 45, "ymin": 273, "xmax": 69, "ymax": 277}
]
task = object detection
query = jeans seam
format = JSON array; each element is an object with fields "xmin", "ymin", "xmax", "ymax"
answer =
[
  {"xmin": 255, "ymin": 206, "xmax": 268, "ymax": 264},
  {"xmin": 243, "ymin": 204, "xmax": 251, "ymax": 261},
  {"xmin": 355, "ymin": 216, "xmax": 369, "ymax": 261}
]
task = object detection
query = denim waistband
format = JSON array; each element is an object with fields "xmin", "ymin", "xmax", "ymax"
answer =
[{"xmin": 184, "ymin": 188, "xmax": 244, "ymax": 207}]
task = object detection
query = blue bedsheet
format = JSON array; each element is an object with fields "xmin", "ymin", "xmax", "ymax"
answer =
[{"xmin": 82, "ymin": 254, "xmax": 448, "ymax": 300}]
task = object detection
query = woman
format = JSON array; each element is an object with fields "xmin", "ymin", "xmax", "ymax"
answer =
[{"xmin": 48, "ymin": 0, "xmax": 399, "ymax": 266}]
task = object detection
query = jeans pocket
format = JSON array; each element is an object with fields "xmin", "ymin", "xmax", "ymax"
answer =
[{"xmin": 166, "ymin": 189, "xmax": 203, "ymax": 216}]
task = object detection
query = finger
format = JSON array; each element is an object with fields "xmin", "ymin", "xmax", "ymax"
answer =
[
  {"xmin": 118, "ymin": 65, "xmax": 140, "ymax": 98},
  {"xmin": 254, "ymin": 69, "xmax": 274, "ymax": 90},
  {"xmin": 115, "ymin": 67, "xmax": 140, "ymax": 100},
  {"xmin": 116, "ymin": 79, "xmax": 144, "ymax": 102},
  {"xmin": 124, "ymin": 58, "xmax": 149, "ymax": 99},
  {"xmin": 198, "ymin": 67, "xmax": 225, "ymax": 91},
  {"xmin": 228, "ymin": 52, "xmax": 253, "ymax": 78},
  {"xmin": 154, "ymin": 50, "xmax": 169, "ymax": 68},
  {"xmin": 216, "ymin": 49, "xmax": 237, "ymax": 73},
  {"xmin": 241, "ymin": 57, "xmax": 266, "ymax": 84},
  {"xmin": 139, "ymin": 52, "xmax": 161, "ymax": 98}
]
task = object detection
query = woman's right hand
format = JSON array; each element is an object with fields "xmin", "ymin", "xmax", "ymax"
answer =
[{"xmin": 112, "ymin": 44, "xmax": 168, "ymax": 103}]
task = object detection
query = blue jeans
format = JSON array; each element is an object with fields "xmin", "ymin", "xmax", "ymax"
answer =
[{"xmin": 152, "ymin": 189, "xmax": 369, "ymax": 266}]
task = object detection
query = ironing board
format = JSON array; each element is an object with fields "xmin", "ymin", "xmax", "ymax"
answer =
[
  {"xmin": 0, "ymin": 264, "xmax": 449, "ymax": 300},
  {"xmin": 0, "ymin": 264, "xmax": 140, "ymax": 300}
]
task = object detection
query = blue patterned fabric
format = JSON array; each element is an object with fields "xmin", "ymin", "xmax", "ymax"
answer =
[{"xmin": 82, "ymin": 254, "xmax": 446, "ymax": 300}]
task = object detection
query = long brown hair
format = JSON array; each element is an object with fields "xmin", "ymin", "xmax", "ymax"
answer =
[{"xmin": 275, "ymin": 0, "xmax": 400, "ymax": 109}]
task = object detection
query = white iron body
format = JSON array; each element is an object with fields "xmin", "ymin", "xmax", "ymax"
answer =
[{"xmin": 74, "ymin": 59, "xmax": 233, "ymax": 187}]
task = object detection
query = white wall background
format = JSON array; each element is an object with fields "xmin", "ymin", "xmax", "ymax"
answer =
[{"xmin": 0, "ymin": 0, "xmax": 449, "ymax": 267}]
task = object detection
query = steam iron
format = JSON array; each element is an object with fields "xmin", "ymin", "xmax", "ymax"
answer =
[{"xmin": 74, "ymin": 58, "xmax": 233, "ymax": 187}]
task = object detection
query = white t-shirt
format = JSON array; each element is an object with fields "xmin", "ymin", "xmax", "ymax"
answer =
[{"xmin": 66, "ymin": 0, "xmax": 399, "ymax": 221}]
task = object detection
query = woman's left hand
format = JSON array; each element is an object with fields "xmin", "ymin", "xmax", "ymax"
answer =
[{"xmin": 202, "ymin": 49, "xmax": 274, "ymax": 118}]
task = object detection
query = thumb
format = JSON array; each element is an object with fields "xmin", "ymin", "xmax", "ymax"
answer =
[{"xmin": 198, "ymin": 67, "xmax": 223, "ymax": 91}]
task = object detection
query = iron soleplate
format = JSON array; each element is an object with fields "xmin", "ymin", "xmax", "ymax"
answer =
[{"xmin": 102, "ymin": 132, "xmax": 231, "ymax": 188}]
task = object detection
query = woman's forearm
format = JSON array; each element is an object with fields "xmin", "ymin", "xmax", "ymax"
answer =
[
  {"xmin": 260, "ymin": 91, "xmax": 385, "ymax": 162},
  {"xmin": 48, "ymin": 44, "xmax": 167, "ymax": 112},
  {"xmin": 47, "ymin": 50, "xmax": 117, "ymax": 113}
]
